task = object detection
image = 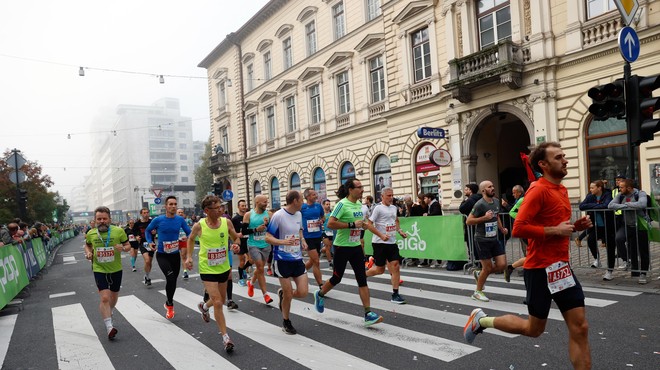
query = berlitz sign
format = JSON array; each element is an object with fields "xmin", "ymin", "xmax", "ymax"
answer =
[{"xmin": 416, "ymin": 127, "xmax": 446, "ymax": 139}]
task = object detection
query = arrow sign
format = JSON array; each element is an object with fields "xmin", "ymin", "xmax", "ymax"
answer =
[{"xmin": 618, "ymin": 27, "xmax": 640, "ymax": 63}]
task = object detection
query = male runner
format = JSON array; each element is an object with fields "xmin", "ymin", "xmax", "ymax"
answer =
[
  {"xmin": 145, "ymin": 196, "xmax": 191, "ymax": 319},
  {"xmin": 177, "ymin": 208, "xmax": 190, "ymax": 279},
  {"xmin": 241, "ymin": 195, "xmax": 273, "ymax": 304},
  {"xmin": 124, "ymin": 219, "xmax": 139, "ymax": 272},
  {"xmin": 464, "ymin": 142, "xmax": 592, "ymax": 369},
  {"xmin": 231, "ymin": 199, "xmax": 251, "ymax": 286},
  {"xmin": 186, "ymin": 195, "xmax": 240, "ymax": 353},
  {"xmin": 132, "ymin": 208, "xmax": 154, "ymax": 285},
  {"xmin": 266, "ymin": 190, "xmax": 309, "ymax": 335},
  {"xmin": 84, "ymin": 206, "xmax": 131, "ymax": 339},
  {"xmin": 321, "ymin": 199, "xmax": 334, "ymax": 266},
  {"xmin": 301, "ymin": 188, "xmax": 325, "ymax": 288}
]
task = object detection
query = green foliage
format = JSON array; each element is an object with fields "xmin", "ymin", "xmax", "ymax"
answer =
[{"xmin": 194, "ymin": 141, "xmax": 213, "ymax": 206}]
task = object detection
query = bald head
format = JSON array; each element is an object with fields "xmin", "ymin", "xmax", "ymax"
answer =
[
  {"xmin": 479, "ymin": 180, "xmax": 495, "ymax": 199},
  {"xmin": 254, "ymin": 194, "xmax": 269, "ymax": 212}
]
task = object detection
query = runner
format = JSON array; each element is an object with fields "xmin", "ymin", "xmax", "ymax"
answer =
[
  {"xmin": 186, "ymin": 195, "xmax": 241, "ymax": 353},
  {"xmin": 83, "ymin": 206, "xmax": 131, "ymax": 340},
  {"xmin": 463, "ymin": 142, "xmax": 593, "ymax": 369},
  {"xmin": 219, "ymin": 201, "xmax": 239, "ymax": 310},
  {"xmin": 241, "ymin": 195, "xmax": 273, "ymax": 304},
  {"xmin": 132, "ymin": 208, "xmax": 155, "ymax": 286},
  {"xmin": 321, "ymin": 199, "xmax": 334, "ymax": 266},
  {"xmin": 301, "ymin": 188, "xmax": 325, "ymax": 288},
  {"xmin": 365, "ymin": 187, "xmax": 408, "ymax": 304},
  {"xmin": 314, "ymin": 178, "xmax": 383, "ymax": 326},
  {"xmin": 265, "ymin": 190, "xmax": 309, "ymax": 335},
  {"xmin": 231, "ymin": 199, "xmax": 251, "ymax": 287},
  {"xmin": 124, "ymin": 219, "xmax": 139, "ymax": 272},
  {"xmin": 177, "ymin": 208, "xmax": 189, "ymax": 279},
  {"xmin": 145, "ymin": 196, "xmax": 192, "ymax": 319}
]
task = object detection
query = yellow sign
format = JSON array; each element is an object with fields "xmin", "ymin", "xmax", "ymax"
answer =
[{"xmin": 615, "ymin": 0, "xmax": 639, "ymax": 26}]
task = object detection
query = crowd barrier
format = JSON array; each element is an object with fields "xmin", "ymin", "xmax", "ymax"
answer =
[{"xmin": 0, "ymin": 230, "xmax": 75, "ymax": 310}]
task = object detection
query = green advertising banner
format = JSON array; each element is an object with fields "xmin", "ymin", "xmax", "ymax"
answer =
[
  {"xmin": 0, "ymin": 244, "xmax": 30, "ymax": 310},
  {"xmin": 31, "ymin": 238, "xmax": 47, "ymax": 269},
  {"xmin": 364, "ymin": 215, "xmax": 468, "ymax": 260}
]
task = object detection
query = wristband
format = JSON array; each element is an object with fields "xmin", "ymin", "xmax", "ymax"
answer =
[{"xmin": 348, "ymin": 222, "xmax": 355, "ymax": 229}]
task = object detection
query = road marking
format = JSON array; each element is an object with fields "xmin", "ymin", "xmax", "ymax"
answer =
[
  {"xmin": 0, "ymin": 315, "xmax": 18, "ymax": 366},
  {"xmin": 115, "ymin": 295, "xmax": 239, "ymax": 369},
  {"xmin": 231, "ymin": 285, "xmax": 480, "ymax": 362},
  {"xmin": 63, "ymin": 256, "xmax": 76, "ymax": 263},
  {"xmin": 49, "ymin": 292, "xmax": 76, "ymax": 299},
  {"xmin": 169, "ymin": 288, "xmax": 387, "ymax": 370},
  {"xmin": 52, "ymin": 304, "xmax": 114, "ymax": 370}
]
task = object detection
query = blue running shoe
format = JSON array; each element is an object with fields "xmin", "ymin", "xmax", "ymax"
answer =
[
  {"xmin": 364, "ymin": 311, "xmax": 383, "ymax": 326},
  {"xmin": 314, "ymin": 290, "xmax": 325, "ymax": 313},
  {"xmin": 238, "ymin": 279, "xmax": 247, "ymax": 287},
  {"xmin": 463, "ymin": 308, "xmax": 487, "ymax": 344}
]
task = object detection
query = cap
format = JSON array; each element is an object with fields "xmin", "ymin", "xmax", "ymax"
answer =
[{"xmin": 614, "ymin": 173, "xmax": 625, "ymax": 179}]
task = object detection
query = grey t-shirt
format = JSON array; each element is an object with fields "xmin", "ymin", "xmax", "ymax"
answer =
[{"xmin": 471, "ymin": 197, "xmax": 500, "ymax": 239}]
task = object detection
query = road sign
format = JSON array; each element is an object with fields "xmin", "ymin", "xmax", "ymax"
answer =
[
  {"xmin": 6, "ymin": 151, "xmax": 26, "ymax": 169},
  {"xmin": 618, "ymin": 27, "xmax": 640, "ymax": 63},
  {"xmin": 154, "ymin": 197, "xmax": 162, "ymax": 205},
  {"xmin": 222, "ymin": 190, "xmax": 234, "ymax": 201},
  {"xmin": 615, "ymin": 0, "xmax": 639, "ymax": 27},
  {"xmin": 9, "ymin": 170, "xmax": 26, "ymax": 184}
]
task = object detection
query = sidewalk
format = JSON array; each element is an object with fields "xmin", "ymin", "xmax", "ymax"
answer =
[{"xmin": 572, "ymin": 266, "xmax": 660, "ymax": 294}]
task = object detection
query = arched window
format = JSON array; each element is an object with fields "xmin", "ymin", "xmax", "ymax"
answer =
[
  {"xmin": 254, "ymin": 181, "xmax": 262, "ymax": 196},
  {"xmin": 313, "ymin": 168, "xmax": 326, "ymax": 201},
  {"xmin": 373, "ymin": 154, "xmax": 391, "ymax": 203},
  {"xmin": 585, "ymin": 117, "xmax": 630, "ymax": 183},
  {"xmin": 340, "ymin": 161, "xmax": 355, "ymax": 185},
  {"xmin": 290, "ymin": 172, "xmax": 301, "ymax": 192},
  {"xmin": 271, "ymin": 177, "xmax": 281, "ymax": 209}
]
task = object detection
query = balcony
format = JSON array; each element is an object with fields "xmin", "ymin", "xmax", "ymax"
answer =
[
  {"xmin": 368, "ymin": 102, "xmax": 386, "ymax": 119},
  {"xmin": 285, "ymin": 132, "xmax": 296, "ymax": 145},
  {"xmin": 208, "ymin": 153, "xmax": 230, "ymax": 174},
  {"xmin": 443, "ymin": 40, "xmax": 524, "ymax": 103},
  {"xmin": 336, "ymin": 114, "xmax": 350, "ymax": 129},
  {"xmin": 308, "ymin": 123, "xmax": 321, "ymax": 138}
]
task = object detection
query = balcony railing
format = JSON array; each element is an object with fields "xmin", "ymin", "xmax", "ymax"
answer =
[
  {"xmin": 309, "ymin": 123, "xmax": 321, "ymax": 137},
  {"xmin": 582, "ymin": 15, "xmax": 623, "ymax": 48},
  {"xmin": 285, "ymin": 132, "xmax": 296, "ymax": 145},
  {"xmin": 336, "ymin": 115, "xmax": 350, "ymax": 128},
  {"xmin": 208, "ymin": 153, "xmax": 229, "ymax": 173},
  {"xmin": 443, "ymin": 40, "xmax": 524, "ymax": 103}
]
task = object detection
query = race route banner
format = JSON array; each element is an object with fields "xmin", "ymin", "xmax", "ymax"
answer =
[
  {"xmin": 31, "ymin": 237, "xmax": 48, "ymax": 269},
  {"xmin": 364, "ymin": 215, "xmax": 468, "ymax": 260},
  {"xmin": 0, "ymin": 244, "xmax": 30, "ymax": 310}
]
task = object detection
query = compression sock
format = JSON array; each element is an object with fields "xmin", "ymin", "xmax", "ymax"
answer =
[
  {"xmin": 479, "ymin": 317, "xmax": 495, "ymax": 329},
  {"xmin": 130, "ymin": 256, "xmax": 136, "ymax": 267},
  {"xmin": 227, "ymin": 280, "xmax": 233, "ymax": 300},
  {"xmin": 238, "ymin": 267, "xmax": 245, "ymax": 279}
]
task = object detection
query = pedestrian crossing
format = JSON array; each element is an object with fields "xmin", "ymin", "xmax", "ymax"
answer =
[{"xmin": 0, "ymin": 266, "xmax": 640, "ymax": 369}]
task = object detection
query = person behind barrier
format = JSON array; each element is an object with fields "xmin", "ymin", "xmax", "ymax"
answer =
[
  {"xmin": 464, "ymin": 141, "xmax": 593, "ymax": 370},
  {"xmin": 578, "ymin": 180, "xmax": 614, "ymax": 272},
  {"xmin": 0, "ymin": 224, "xmax": 13, "ymax": 246}
]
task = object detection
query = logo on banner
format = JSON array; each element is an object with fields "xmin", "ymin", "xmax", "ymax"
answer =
[
  {"xmin": 396, "ymin": 222, "xmax": 427, "ymax": 251},
  {"xmin": 0, "ymin": 255, "xmax": 20, "ymax": 294}
]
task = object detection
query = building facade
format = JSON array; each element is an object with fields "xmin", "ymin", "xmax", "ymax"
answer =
[{"xmin": 199, "ymin": 0, "xmax": 660, "ymax": 210}]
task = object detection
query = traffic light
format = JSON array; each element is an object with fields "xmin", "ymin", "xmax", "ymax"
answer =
[
  {"xmin": 588, "ymin": 79, "xmax": 625, "ymax": 121},
  {"xmin": 212, "ymin": 182, "xmax": 222, "ymax": 196},
  {"xmin": 18, "ymin": 188, "xmax": 28, "ymax": 204},
  {"xmin": 628, "ymin": 74, "xmax": 660, "ymax": 145}
]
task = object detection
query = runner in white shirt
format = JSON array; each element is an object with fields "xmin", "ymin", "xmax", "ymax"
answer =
[{"xmin": 365, "ymin": 187, "xmax": 408, "ymax": 303}]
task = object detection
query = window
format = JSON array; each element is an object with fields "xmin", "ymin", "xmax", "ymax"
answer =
[
  {"xmin": 336, "ymin": 71, "xmax": 351, "ymax": 114},
  {"xmin": 266, "ymin": 106, "xmax": 276, "ymax": 140},
  {"xmin": 313, "ymin": 168, "xmax": 326, "ymax": 201},
  {"xmin": 373, "ymin": 155, "xmax": 391, "ymax": 203},
  {"xmin": 309, "ymin": 84, "xmax": 322, "ymax": 124},
  {"xmin": 263, "ymin": 51, "xmax": 272, "ymax": 80},
  {"xmin": 246, "ymin": 64, "xmax": 254, "ymax": 92},
  {"xmin": 283, "ymin": 37, "xmax": 293, "ymax": 70},
  {"xmin": 221, "ymin": 126, "xmax": 229, "ymax": 153},
  {"xmin": 254, "ymin": 181, "xmax": 262, "ymax": 196},
  {"xmin": 587, "ymin": 0, "xmax": 616, "ymax": 19},
  {"xmin": 305, "ymin": 21, "xmax": 317, "ymax": 56},
  {"xmin": 180, "ymin": 154, "xmax": 187, "ymax": 160},
  {"xmin": 179, "ymin": 143, "xmax": 187, "ymax": 149},
  {"xmin": 340, "ymin": 162, "xmax": 355, "ymax": 185},
  {"xmin": 477, "ymin": 0, "xmax": 511, "ymax": 49},
  {"xmin": 369, "ymin": 55, "xmax": 385, "ymax": 103},
  {"xmin": 366, "ymin": 0, "xmax": 381, "ymax": 21},
  {"xmin": 271, "ymin": 178, "xmax": 281, "ymax": 209},
  {"xmin": 178, "ymin": 132, "xmax": 186, "ymax": 138},
  {"xmin": 248, "ymin": 114, "xmax": 258, "ymax": 147},
  {"xmin": 286, "ymin": 96, "xmax": 297, "ymax": 132},
  {"xmin": 411, "ymin": 28, "xmax": 432, "ymax": 82},
  {"xmin": 181, "ymin": 177, "xmax": 188, "ymax": 183},
  {"xmin": 585, "ymin": 117, "xmax": 631, "ymax": 183},
  {"xmin": 333, "ymin": 2, "xmax": 346, "ymax": 40},
  {"xmin": 217, "ymin": 81, "xmax": 226, "ymax": 108},
  {"xmin": 290, "ymin": 173, "xmax": 301, "ymax": 192},
  {"xmin": 180, "ymin": 165, "xmax": 188, "ymax": 171}
]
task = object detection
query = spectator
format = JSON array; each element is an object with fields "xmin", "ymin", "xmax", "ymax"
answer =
[
  {"xmin": 410, "ymin": 193, "xmax": 427, "ymax": 217},
  {"xmin": 578, "ymin": 180, "xmax": 614, "ymax": 270},
  {"xmin": 420, "ymin": 193, "xmax": 442, "ymax": 268},
  {"xmin": 460, "ymin": 183, "xmax": 482, "ymax": 263},
  {"xmin": 0, "ymin": 224, "xmax": 13, "ymax": 246}
]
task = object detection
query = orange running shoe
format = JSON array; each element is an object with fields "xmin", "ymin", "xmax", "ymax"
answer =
[
  {"xmin": 247, "ymin": 280, "xmax": 255, "ymax": 297},
  {"xmin": 164, "ymin": 304, "xmax": 175, "ymax": 319}
]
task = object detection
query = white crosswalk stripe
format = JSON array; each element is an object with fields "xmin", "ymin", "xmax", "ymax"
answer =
[{"xmin": 0, "ymin": 314, "xmax": 17, "ymax": 365}]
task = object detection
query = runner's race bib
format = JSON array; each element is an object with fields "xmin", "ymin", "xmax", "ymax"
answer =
[
  {"xmin": 307, "ymin": 219, "xmax": 321, "ymax": 233},
  {"xmin": 385, "ymin": 224, "xmax": 397, "ymax": 237},
  {"xmin": 349, "ymin": 228, "xmax": 361, "ymax": 243},
  {"xmin": 207, "ymin": 248, "xmax": 227, "ymax": 266},
  {"xmin": 143, "ymin": 242, "xmax": 153, "ymax": 251},
  {"xmin": 545, "ymin": 261, "xmax": 576, "ymax": 294},
  {"xmin": 253, "ymin": 231, "xmax": 266, "ymax": 241},
  {"xmin": 282, "ymin": 234, "xmax": 301, "ymax": 254},
  {"xmin": 128, "ymin": 234, "xmax": 136, "ymax": 242},
  {"xmin": 96, "ymin": 247, "xmax": 114, "ymax": 263},
  {"xmin": 485, "ymin": 221, "xmax": 497, "ymax": 238},
  {"xmin": 163, "ymin": 240, "xmax": 179, "ymax": 253}
]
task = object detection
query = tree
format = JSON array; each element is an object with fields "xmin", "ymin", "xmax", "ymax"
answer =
[{"xmin": 194, "ymin": 141, "xmax": 213, "ymax": 206}]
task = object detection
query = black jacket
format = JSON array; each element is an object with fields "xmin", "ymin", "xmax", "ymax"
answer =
[{"xmin": 459, "ymin": 194, "xmax": 482, "ymax": 216}]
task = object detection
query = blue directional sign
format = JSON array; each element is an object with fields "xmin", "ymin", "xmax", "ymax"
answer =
[
  {"xmin": 222, "ymin": 190, "xmax": 234, "ymax": 201},
  {"xmin": 618, "ymin": 26, "xmax": 640, "ymax": 63},
  {"xmin": 154, "ymin": 197, "xmax": 162, "ymax": 205},
  {"xmin": 416, "ymin": 127, "xmax": 446, "ymax": 139}
]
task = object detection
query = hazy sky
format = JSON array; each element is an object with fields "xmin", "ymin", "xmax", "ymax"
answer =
[{"xmin": 0, "ymin": 0, "xmax": 269, "ymax": 199}]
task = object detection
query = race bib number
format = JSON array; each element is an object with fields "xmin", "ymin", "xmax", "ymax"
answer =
[
  {"xmin": 163, "ymin": 240, "xmax": 179, "ymax": 253},
  {"xmin": 282, "ymin": 234, "xmax": 301, "ymax": 254},
  {"xmin": 253, "ymin": 231, "xmax": 266, "ymax": 241},
  {"xmin": 143, "ymin": 242, "xmax": 153, "ymax": 251},
  {"xmin": 546, "ymin": 261, "xmax": 576, "ymax": 294},
  {"xmin": 307, "ymin": 219, "xmax": 321, "ymax": 233},
  {"xmin": 485, "ymin": 221, "xmax": 497, "ymax": 238},
  {"xmin": 349, "ymin": 229, "xmax": 361, "ymax": 243},
  {"xmin": 325, "ymin": 229, "xmax": 334, "ymax": 236},
  {"xmin": 207, "ymin": 248, "xmax": 227, "ymax": 266},
  {"xmin": 128, "ymin": 234, "xmax": 136, "ymax": 242},
  {"xmin": 385, "ymin": 224, "xmax": 397, "ymax": 237},
  {"xmin": 96, "ymin": 247, "xmax": 115, "ymax": 263}
]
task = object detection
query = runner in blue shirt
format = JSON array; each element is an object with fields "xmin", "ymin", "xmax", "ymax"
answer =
[{"xmin": 301, "ymin": 188, "xmax": 325, "ymax": 288}]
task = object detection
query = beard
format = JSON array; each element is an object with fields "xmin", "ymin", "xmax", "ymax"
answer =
[
  {"xmin": 97, "ymin": 224, "xmax": 109, "ymax": 233},
  {"xmin": 549, "ymin": 166, "xmax": 568, "ymax": 179}
]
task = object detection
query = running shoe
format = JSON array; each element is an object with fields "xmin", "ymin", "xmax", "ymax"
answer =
[
  {"xmin": 107, "ymin": 327, "xmax": 118, "ymax": 340},
  {"xmin": 145, "ymin": 277, "xmax": 152, "ymax": 286},
  {"xmin": 226, "ymin": 300, "xmax": 238, "ymax": 310},
  {"xmin": 183, "ymin": 271, "xmax": 189, "ymax": 279},
  {"xmin": 223, "ymin": 334, "xmax": 234, "ymax": 353},
  {"xmin": 504, "ymin": 265, "xmax": 514, "ymax": 283},
  {"xmin": 471, "ymin": 290, "xmax": 489, "ymax": 302},
  {"xmin": 277, "ymin": 288, "xmax": 283, "ymax": 311},
  {"xmin": 313, "ymin": 290, "xmax": 325, "ymax": 313},
  {"xmin": 472, "ymin": 269, "xmax": 480, "ymax": 283},
  {"xmin": 238, "ymin": 279, "xmax": 247, "ymax": 287},
  {"xmin": 364, "ymin": 311, "xmax": 383, "ymax": 327},
  {"xmin": 366, "ymin": 256, "xmax": 375, "ymax": 269},
  {"xmin": 282, "ymin": 319, "xmax": 297, "ymax": 335},
  {"xmin": 197, "ymin": 302, "xmax": 210, "ymax": 323},
  {"xmin": 143, "ymin": 275, "xmax": 148, "ymax": 285},
  {"xmin": 391, "ymin": 293, "xmax": 406, "ymax": 304},
  {"xmin": 463, "ymin": 308, "xmax": 487, "ymax": 344},
  {"xmin": 131, "ymin": 266, "xmax": 136, "ymax": 272},
  {"xmin": 247, "ymin": 280, "xmax": 254, "ymax": 297},
  {"xmin": 638, "ymin": 274, "xmax": 648, "ymax": 285},
  {"xmin": 264, "ymin": 294, "xmax": 273, "ymax": 305},
  {"xmin": 602, "ymin": 270, "xmax": 613, "ymax": 281},
  {"xmin": 399, "ymin": 279, "xmax": 404, "ymax": 285},
  {"xmin": 164, "ymin": 304, "xmax": 175, "ymax": 319},
  {"xmin": 618, "ymin": 261, "xmax": 629, "ymax": 270},
  {"xmin": 267, "ymin": 267, "xmax": 273, "ymax": 276}
]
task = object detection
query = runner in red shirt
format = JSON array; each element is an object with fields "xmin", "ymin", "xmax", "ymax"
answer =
[{"xmin": 463, "ymin": 142, "xmax": 593, "ymax": 370}]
